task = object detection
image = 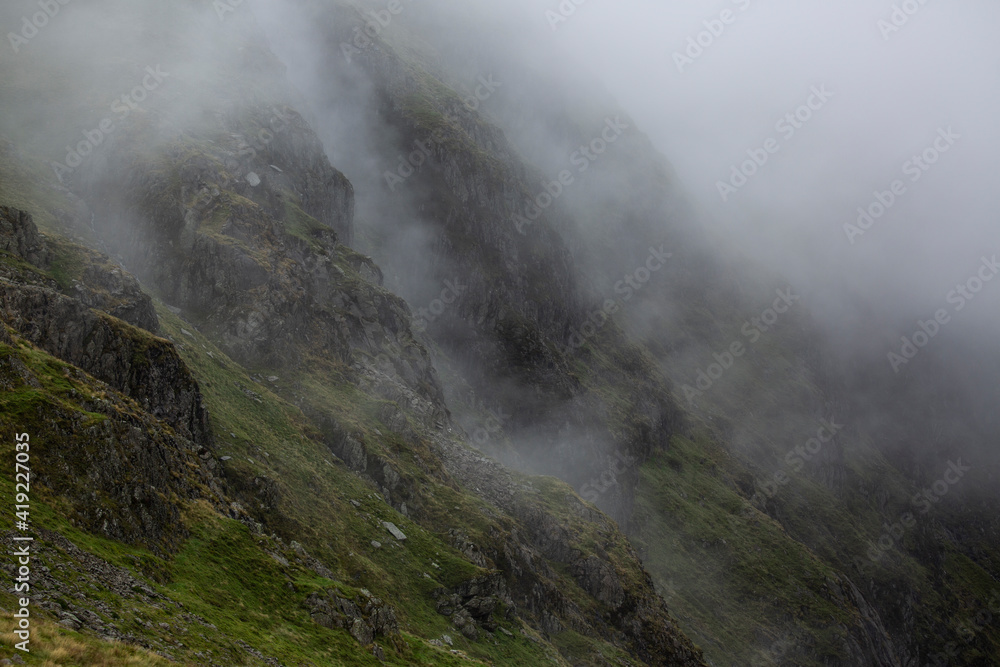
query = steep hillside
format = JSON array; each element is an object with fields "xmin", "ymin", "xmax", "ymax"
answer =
[
  {"xmin": 253, "ymin": 1, "xmax": 1000, "ymax": 665},
  {"xmin": 0, "ymin": 2, "xmax": 706, "ymax": 664},
  {"xmin": 0, "ymin": 161, "xmax": 703, "ymax": 667},
  {"xmin": 0, "ymin": 1, "xmax": 997, "ymax": 666}
]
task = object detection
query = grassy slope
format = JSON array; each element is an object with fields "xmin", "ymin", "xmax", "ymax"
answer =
[
  {"xmin": 0, "ymin": 217, "xmax": 650, "ymax": 664},
  {"xmin": 0, "ymin": 310, "xmax": 560, "ymax": 666},
  {"xmin": 154, "ymin": 295, "xmax": 656, "ymax": 666},
  {"xmin": 3, "ymin": 5, "xmax": 992, "ymax": 662},
  {"xmin": 631, "ymin": 435, "xmax": 851, "ymax": 666},
  {"xmin": 627, "ymin": 290, "xmax": 1000, "ymax": 665}
]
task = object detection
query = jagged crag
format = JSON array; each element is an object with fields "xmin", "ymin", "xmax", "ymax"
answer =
[{"xmin": 0, "ymin": 1, "xmax": 997, "ymax": 666}]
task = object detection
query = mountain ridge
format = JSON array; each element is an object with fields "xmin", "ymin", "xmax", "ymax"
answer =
[{"xmin": 0, "ymin": 1, "xmax": 997, "ymax": 665}]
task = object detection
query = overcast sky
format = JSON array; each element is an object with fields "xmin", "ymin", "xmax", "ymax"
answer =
[{"xmin": 537, "ymin": 0, "xmax": 1000, "ymax": 336}]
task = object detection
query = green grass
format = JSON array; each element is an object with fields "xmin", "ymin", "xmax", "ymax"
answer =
[
  {"xmin": 154, "ymin": 295, "xmax": 675, "ymax": 665},
  {"xmin": 282, "ymin": 196, "xmax": 329, "ymax": 252},
  {"xmin": 45, "ymin": 237, "xmax": 91, "ymax": 290},
  {"xmin": 0, "ymin": 319, "xmax": 556, "ymax": 665},
  {"xmin": 0, "ymin": 610, "xmax": 175, "ymax": 665},
  {"xmin": 151, "ymin": 303, "xmax": 579, "ymax": 664},
  {"xmin": 0, "ymin": 337, "xmax": 110, "ymax": 428},
  {"xmin": 165, "ymin": 504, "xmax": 392, "ymax": 666},
  {"xmin": 631, "ymin": 434, "xmax": 851, "ymax": 667}
]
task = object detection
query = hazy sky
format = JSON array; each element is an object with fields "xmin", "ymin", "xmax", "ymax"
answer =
[
  {"xmin": 244, "ymin": 0, "xmax": 1000, "ymax": 370},
  {"xmin": 6, "ymin": 0, "xmax": 996, "ymax": 337},
  {"xmin": 538, "ymin": 0, "xmax": 1000, "ymax": 335}
]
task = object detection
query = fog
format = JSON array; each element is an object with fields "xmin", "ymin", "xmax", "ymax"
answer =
[
  {"xmin": 1, "ymin": 1, "xmax": 997, "ymax": 660},
  {"xmin": 546, "ymin": 0, "xmax": 1000, "ymax": 339},
  {"xmin": 233, "ymin": 0, "xmax": 1000, "ymax": 490},
  {"xmin": 529, "ymin": 0, "xmax": 1000, "ymax": 482},
  {"xmin": 4, "ymin": 0, "xmax": 996, "ymax": 466},
  {"xmin": 272, "ymin": 0, "xmax": 1000, "ymax": 362}
]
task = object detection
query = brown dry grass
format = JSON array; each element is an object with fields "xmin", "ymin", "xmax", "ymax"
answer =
[{"xmin": 0, "ymin": 610, "xmax": 178, "ymax": 666}]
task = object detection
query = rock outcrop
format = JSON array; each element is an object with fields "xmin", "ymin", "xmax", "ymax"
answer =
[
  {"xmin": 0, "ymin": 207, "xmax": 210, "ymax": 445},
  {"xmin": 305, "ymin": 588, "xmax": 399, "ymax": 646}
]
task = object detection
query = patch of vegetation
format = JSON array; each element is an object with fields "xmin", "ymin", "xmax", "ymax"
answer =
[
  {"xmin": 631, "ymin": 434, "xmax": 850, "ymax": 667},
  {"xmin": 0, "ymin": 609, "xmax": 174, "ymax": 666},
  {"xmin": 151, "ymin": 303, "xmax": 577, "ymax": 664},
  {"xmin": 45, "ymin": 237, "xmax": 90, "ymax": 290},
  {"xmin": 0, "ymin": 312, "xmax": 572, "ymax": 664},
  {"xmin": 282, "ymin": 196, "xmax": 328, "ymax": 251}
]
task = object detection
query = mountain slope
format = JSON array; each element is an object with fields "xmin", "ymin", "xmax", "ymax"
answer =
[
  {"xmin": 0, "ymin": 2, "xmax": 707, "ymax": 664},
  {"xmin": 253, "ymin": 2, "xmax": 1000, "ymax": 664},
  {"xmin": 0, "ymin": 1, "xmax": 997, "ymax": 666}
]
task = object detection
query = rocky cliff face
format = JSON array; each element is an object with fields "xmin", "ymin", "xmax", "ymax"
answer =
[
  {"xmin": 0, "ymin": 166, "xmax": 707, "ymax": 665},
  {"xmin": 278, "ymin": 0, "xmax": 691, "ymax": 531},
  {"xmin": 0, "ymin": 2, "xmax": 712, "ymax": 663},
  {"xmin": 0, "ymin": 206, "xmax": 210, "ymax": 446},
  {"xmin": 0, "ymin": 206, "xmax": 223, "ymax": 553},
  {"xmin": 0, "ymin": 1, "xmax": 996, "ymax": 665},
  {"xmin": 260, "ymin": 3, "xmax": 1000, "ymax": 666}
]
